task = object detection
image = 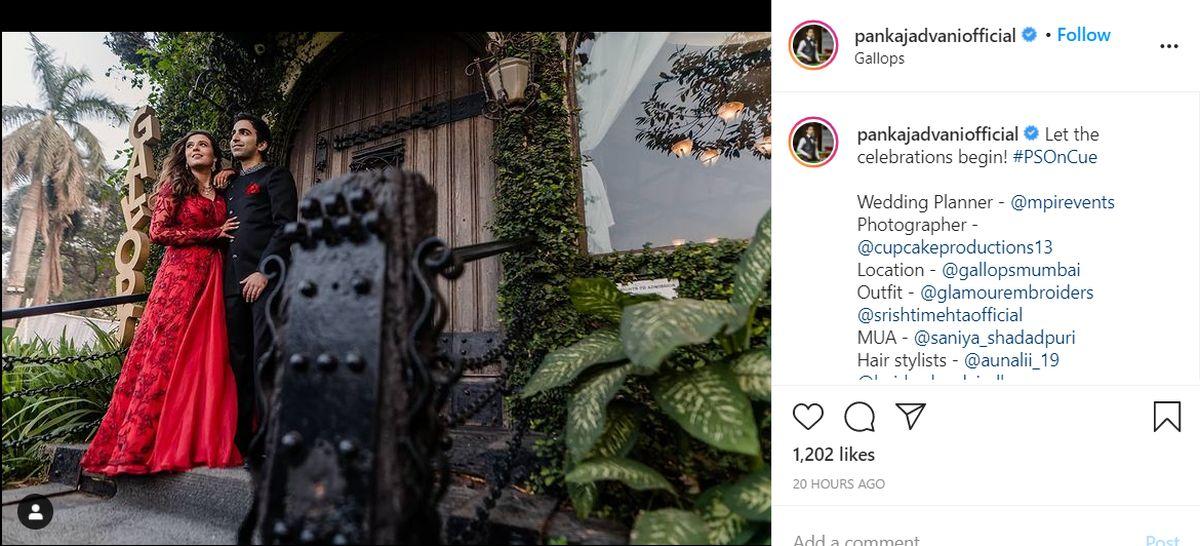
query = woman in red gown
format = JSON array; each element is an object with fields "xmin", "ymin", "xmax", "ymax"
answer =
[{"xmin": 81, "ymin": 131, "xmax": 244, "ymax": 476}]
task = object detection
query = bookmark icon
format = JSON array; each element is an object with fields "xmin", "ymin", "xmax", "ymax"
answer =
[
  {"xmin": 1153, "ymin": 401, "xmax": 1181, "ymax": 432},
  {"xmin": 895, "ymin": 403, "xmax": 927, "ymax": 431}
]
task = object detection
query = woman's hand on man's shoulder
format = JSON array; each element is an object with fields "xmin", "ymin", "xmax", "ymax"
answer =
[{"xmin": 214, "ymin": 168, "xmax": 237, "ymax": 189}]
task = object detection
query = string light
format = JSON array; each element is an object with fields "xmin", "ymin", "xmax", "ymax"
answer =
[
  {"xmin": 670, "ymin": 138, "xmax": 694, "ymax": 158},
  {"xmin": 754, "ymin": 135, "xmax": 772, "ymax": 156},
  {"xmin": 717, "ymin": 101, "xmax": 745, "ymax": 122}
]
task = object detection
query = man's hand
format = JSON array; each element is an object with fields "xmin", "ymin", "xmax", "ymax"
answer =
[
  {"xmin": 240, "ymin": 272, "xmax": 269, "ymax": 303},
  {"xmin": 214, "ymin": 168, "xmax": 237, "ymax": 189}
]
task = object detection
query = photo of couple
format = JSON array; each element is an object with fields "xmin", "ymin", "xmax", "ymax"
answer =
[
  {"xmin": 3, "ymin": 30, "xmax": 771, "ymax": 545},
  {"xmin": 79, "ymin": 114, "xmax": 296, "ymax": 476}
]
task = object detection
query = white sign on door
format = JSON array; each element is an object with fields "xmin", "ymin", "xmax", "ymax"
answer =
[{"xmin": 617, "ymin": 278, "xmax": 679, "ymax": 299}]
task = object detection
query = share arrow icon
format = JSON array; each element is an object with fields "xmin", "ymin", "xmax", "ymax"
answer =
[{"xmin": 896, "ymin": 403, "xmax": 927, "ymax": 430}]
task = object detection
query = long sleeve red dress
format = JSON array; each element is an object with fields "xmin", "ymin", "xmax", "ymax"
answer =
[{"xmin": 80, "ymin": 191, "xmax": 243, "ymax": 476}]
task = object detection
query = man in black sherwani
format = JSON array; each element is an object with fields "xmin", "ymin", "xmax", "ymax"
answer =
[{"xmin": 218, "ymin": 113, "xmax": 298, "ymax": 456}]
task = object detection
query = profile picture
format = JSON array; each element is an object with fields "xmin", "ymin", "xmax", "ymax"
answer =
[
  {"xmin": 790, "ymin": 117, "xmax": 838, "ymax": 167},
  {"xmin": 790, "ymin": 21, "xmax": 838, "ymax": 69}
]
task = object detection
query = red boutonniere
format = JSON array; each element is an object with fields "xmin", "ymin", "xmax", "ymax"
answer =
[{"xmin": 245, "ymin": 182, "xmax": 262, "ymax": 196}]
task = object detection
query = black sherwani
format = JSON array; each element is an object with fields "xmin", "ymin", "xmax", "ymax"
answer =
[
  {"xmin": 221, "ymin": 164, "xmax": 297, "ymax": 453},
  {"xmin": 798, "ymin": 136, "xmax": 818, "ymax": 162},
  {"xmin": 798, "ymin": 38, "xmax": 819, "ymax": 65}
]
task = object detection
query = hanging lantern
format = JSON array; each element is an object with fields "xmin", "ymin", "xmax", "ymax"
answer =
[
  {"xmin": 717, "ymin": 101, "xmax": 745, "ymax": 122},
  {"xmin": 670, "ymin": 137, "xmax": 694, "ymax": 158},
  {"xmin": 466, "ymin": 34, "xmax": 541, "ymax": 119},
  {"xmin": 486, "ymin": 56, "xmax": 532, "ymax": 104},
  {"xmin": 754, "ymin": 135, "xmax": 772, "ymax": 156},
  {"xmin": 697, "ymin": 148, "xmax": 720, "ymax": 167}
]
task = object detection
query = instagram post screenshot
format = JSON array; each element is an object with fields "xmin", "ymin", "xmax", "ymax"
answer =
[
  {"xmin": 773, "ymin": 0, "xmax": 1198, "ymax": 545},
  {"xmin": 0, "ymin": 18, "xmax": 773, "ymax": 546},
  {"xmin": 0, "ymin": 1, "xmax": 1195, "ymax": 544}
]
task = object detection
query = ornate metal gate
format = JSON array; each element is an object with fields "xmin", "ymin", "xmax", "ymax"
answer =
[{"xmin": 239, "ymin": 169, "xmax": 529, "ymax": 544}]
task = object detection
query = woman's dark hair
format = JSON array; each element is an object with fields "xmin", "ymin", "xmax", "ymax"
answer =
[
  {"xmin": 232, "ymin": 112, "xmax": 271, "ymax": 148},
  {"xmin": 155, "ymin": 130, "xmax": 221, "ymax": 202}
]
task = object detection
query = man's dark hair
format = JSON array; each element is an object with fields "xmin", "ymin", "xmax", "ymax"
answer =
[{"xmin": 232, "ymin": 112, "xmax": 271, "ymax": 148}]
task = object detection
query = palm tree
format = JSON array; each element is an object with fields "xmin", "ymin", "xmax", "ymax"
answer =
[{"xmin": 2, "ymin": 33, "xmax": 127, "ymax": 317}]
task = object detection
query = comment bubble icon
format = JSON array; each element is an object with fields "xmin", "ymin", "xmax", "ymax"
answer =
[{"xmin": 844, "ymin": 401, "xmax": 876, "ymax": 432}]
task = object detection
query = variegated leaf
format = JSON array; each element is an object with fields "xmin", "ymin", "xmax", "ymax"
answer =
[
  {"xmin": 730, "ymin": 211, "xmax": 771, "ymax": 324},
  {"xmin": 567, "ymin": 481, "xmax": 598, "ymax": 519},
  {"xmin": 724, "ymin": 468, "xmax": 771, "ymax": 522},
  {"xmin": 587, "ymin": 401, "xmax": 641, "ymax": 459},
  {"xmin": 745, "ymin": 529, "xmax": 770, "ymax": 545},
  {"xmin": 565, "ymin": 456, "xmax": 675, "ymax": 493},
  {"xmin": 697, "ymin": 484, "xmax": 749, "ymax": 545},
  {"xmin": 522, "ymin": 329, "xmax": 625, "ymax": 397},
  {"xmin": 730, "ymin": 350, "xmax": 770, "ymax": 401},
  {"xmin": 570, "ymin": 277, "xmax": 625, "ymax": 323},
  {"xmin": 653, "ymin": 364, "xmax": 760, "ymax": 456},
  {"xmin": 622, "ymin": 292, "xmax": 665, "ymax": 306},
  {"xmin": 630, "ymin": 509, "xmax": 709, "ymax": 545},
  {"xmin": 566, "ymin": 364, "xmax": 631, "ymax": 461},
  {"xmin": 621, "ymin": 299, "xmax": 740, "ymax": 372}
]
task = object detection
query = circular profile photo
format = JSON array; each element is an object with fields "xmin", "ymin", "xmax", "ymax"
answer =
[
  {"xmin": 790, "ymin": 117, "xmax": 838, "ymax": 167},
  {"xmin": 790, "ymin": 21, "xmax": 838, "ymax": 69}
]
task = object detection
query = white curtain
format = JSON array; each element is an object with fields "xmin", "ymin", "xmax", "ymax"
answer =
[{"xmin": 577, "ymin": 32, "xmax": 669, "ymax": 253}]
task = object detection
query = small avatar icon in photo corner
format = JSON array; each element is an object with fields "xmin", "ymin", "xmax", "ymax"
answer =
[
  {"xmin": 791, "ymin": 21, "xmax": 838, "ymax": 69},
  {"xmin": 790, "ymin": 117, "xmax": 838, "ymax": 167}
]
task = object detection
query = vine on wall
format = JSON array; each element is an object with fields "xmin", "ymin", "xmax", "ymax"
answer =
[
  {"xmin": 492, "ymin": 34, "xmax": 772, "ymax": 524},
  {"xmin": 490, "ymin": 33, "xmax": 589, "ymax": 425}
]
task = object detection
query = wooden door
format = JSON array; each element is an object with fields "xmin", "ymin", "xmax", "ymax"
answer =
[{"xmin": 287, "ymin": 34, "xmax": 500, "ymax": 334}]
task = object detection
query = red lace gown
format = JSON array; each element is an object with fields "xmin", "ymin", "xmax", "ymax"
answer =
[{"xmin": 81, "ymin": 192, "xmax": 243, "ymax": 475}]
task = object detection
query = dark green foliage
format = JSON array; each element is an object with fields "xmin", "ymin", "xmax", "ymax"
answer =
[
  {"xmin": 490, "ymin": 33, "xmax": 588, "ymax": 429},
  {"xmin": 522, "ymin": 215, "xmax": 771, "ymax": 541},
  {"xmin": 490, "ymin": 35, "xmax": 771, "ymax": 528},
  {"xmin": 2, "ymin": 325, "xmax": 123, "ymax": 486}
]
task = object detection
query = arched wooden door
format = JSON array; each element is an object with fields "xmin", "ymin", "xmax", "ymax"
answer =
[{"xmin": 286, "ymin": 33, "xmax": 500, "ymax": 336}]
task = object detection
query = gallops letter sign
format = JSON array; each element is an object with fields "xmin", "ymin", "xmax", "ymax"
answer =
[{"xmin": 113, "ymin": 106, "xmax": 160, "ymax": 346}]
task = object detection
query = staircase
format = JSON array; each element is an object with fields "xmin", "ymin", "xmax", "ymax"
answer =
[{"xmin": 1, "ymin": 430, "xmax": 627, "ymax": 545}]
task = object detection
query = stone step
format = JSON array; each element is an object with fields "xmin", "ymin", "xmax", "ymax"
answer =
[
  {"xmin": 49, "ymin": 427, "xmax": 539, "ymax": 486},
  {"xmin": 4, "ymin": 487, "xmax": 233, "ymax": 545},
  {"xmin": 109, "ymin": 467, "xmax": 252, "ymax": 529},
  {"xmin": 28, "ymin": 434, "xmax": 626, "ymax": 545}
]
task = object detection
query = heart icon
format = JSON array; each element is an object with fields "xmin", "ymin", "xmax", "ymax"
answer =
[{"xmin": 792, "ymin": 403, "xmax": 824, "ymax": 430}]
